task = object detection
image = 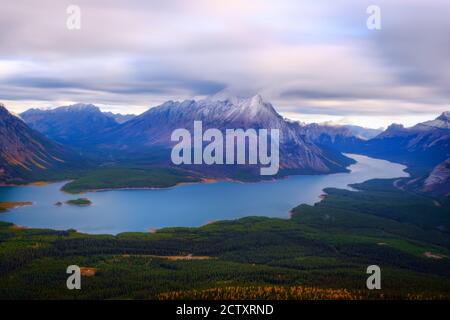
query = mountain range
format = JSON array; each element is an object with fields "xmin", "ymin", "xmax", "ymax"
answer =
[
  {"xmin": 18, "ymin": 96, "xmax": 355, "ymax": 177},
  {"xmin": 301, "ymin": 112, "xmax": 450, "ymax": 196},
  {"xmin": 0, "ymin": 95, "xmax": 448, "ymax": 196},
  {"xmin": 93, "ymin": 94, "xmax": 354, "ymax": 175},
  {"xmin": 306, "ymin": 112, "xmax": 450, "ymax": 170},
  {"xmin": 358, "ymin": 112, "xmax": 450, "ymax": 171}
]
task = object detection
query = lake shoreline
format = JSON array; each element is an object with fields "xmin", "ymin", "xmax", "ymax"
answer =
[
  {"xmin": 60, "ymin": 177, "xmax": 224, "ymax": 194},
  {"xmin": 59, "ymin": 169, "xmax": 344, "ymax": 194},
  {"xmin": 0, "ymin": 154, "xmax": 409, "ymax": 235},
  {"xmin": 1, "ymin": 156, "xmax": 353, "ymax": 194},
  {"xmin": 0, "ymin": 201, "xmax": 33, "ymax": 212}
]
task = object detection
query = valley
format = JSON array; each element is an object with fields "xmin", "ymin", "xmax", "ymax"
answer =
[
  {"xmin": 0, "ymin": 97, "xmax": 449, "ymax": 300},
  {"xmin": 0, "ymin": 179, "xmax": 449, "ymax": 299},
  {"xmin": 1, "ymin": 1, "xmax": 449, "ymax": 303}
]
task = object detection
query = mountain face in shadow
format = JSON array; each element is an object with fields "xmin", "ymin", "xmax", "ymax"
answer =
[
  {"xmin": 20, "ymin": 104, "xmax": 119, "ymax": 147},
  {"xmin": 0, "ymin": 104, "xmax": 80, "ymax": 183}
]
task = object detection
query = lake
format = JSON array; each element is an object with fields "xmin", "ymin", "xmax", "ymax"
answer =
[{"xmin": 0, "ymin": 154, "xmax": 408, "ymax": 234}]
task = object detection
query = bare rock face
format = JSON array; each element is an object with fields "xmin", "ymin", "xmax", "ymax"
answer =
[
  {"xmin": 0, "ymin": 104, "xmax": 74, "ymax": 183},
  {"xmin": 422, "ymin": 158, "xmax": 450, "ymax": 196}
]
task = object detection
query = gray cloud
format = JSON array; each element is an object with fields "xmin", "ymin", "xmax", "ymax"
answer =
[
  {"xmin": 0, "ymin": 0, "xmax": 448, "ymax": 126},
  {"xmin": 8, "ymin": 77, "xmax": 86, "ymax": 89}
]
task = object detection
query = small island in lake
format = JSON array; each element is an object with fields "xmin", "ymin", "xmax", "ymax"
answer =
[{"xmin": 66, "ymin": 198, "xmax": 92, "ymax": 206}]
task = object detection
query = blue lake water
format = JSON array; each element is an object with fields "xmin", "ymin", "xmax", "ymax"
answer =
[{"xmin": 0, "ymin": 154, "xmax": 408, "ymax": 234}]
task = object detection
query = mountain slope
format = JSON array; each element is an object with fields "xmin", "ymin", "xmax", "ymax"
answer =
[
  {"xmin": 20, "ymin": 104, "xmax": 119, "ymax": 147},
  {"xmin": 405, "ymin": 157, "xmax": 450, "ymax": 197},
  {"xmin": 0, "ymin": 104, "xmax": 77, "ymax": 183},
  {"xmin": 421, "ymin": 157, "xmax": 450, "ymax": 196},
  {"xmin": 414, "ymin": 112, "xmax": 450, "ymax": 130},
  {"xmin": 362, "ymin": 113, "xmax": 450, "ymax": 171},
  {"xmin": 97, "ymin": 94, "xmax": 354, "ymax": 175}
]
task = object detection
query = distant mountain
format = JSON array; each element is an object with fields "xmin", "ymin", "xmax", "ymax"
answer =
[
  {"xmin": 103, "ymin": 112, "xmax": 136, "ymax": 124},
  {"xmin": 20, "ymin": 104, "xmax": 119, "ymax": 147},
  {"xmin": 361, "ymin": 112, "xmax": 450, "ymax": 171},
  {"xmin": 413, "ymin": 111, "xmax": 450, "ymax": 130},
  {"xmin": 97, "ymin": 94, "xmax": 354, "ymax": 176},
  {"xmin": 299, "ymin": 123, "xmax": 366, "ymax": 153},
  {"xmin": 0, "ymin": 104, "xmax": 77, "ymax": 183},
  {"xmin": 343, "ymin": 125, "xmax": 383, "ymax": 140},
  {"xmin": 297, "ymin": 112, "xmax": 449, "ymax": 193},
  {"xmin": 319, "ymin": 122, "xmax": 383, "ymax": 140},
  {"xmin": 311, "ymin": 112, "xmax": 450, "ymax": 175},
  {"xmin": 301, "ymin": 123, "xmax": 354, "ymax": 143}
]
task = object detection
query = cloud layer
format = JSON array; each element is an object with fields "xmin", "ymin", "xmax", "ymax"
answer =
[{"xmin": 0, "ymin": 0, "xmax": 449, "ymax": 127}]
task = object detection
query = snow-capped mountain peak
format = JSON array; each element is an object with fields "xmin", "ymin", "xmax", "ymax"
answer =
[
  {"xmin": 437, "ymin": 111, "xmax": 450, "ymax": 121},
  {"xmin": 413, "ymin": 111, "xmax": 450, "ymax": 130},
  {"xmin": 205, "ymin": 89, "xmax": 251, "ymax": 105},
  {"xmin": 61, "ymin": 103, "xmax": 100, "ymax": 112}
]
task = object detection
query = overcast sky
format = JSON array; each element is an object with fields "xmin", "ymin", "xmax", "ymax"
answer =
[{"xmin": 1, "ymin": 0, "xmax": 449, "ymax": 128}]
